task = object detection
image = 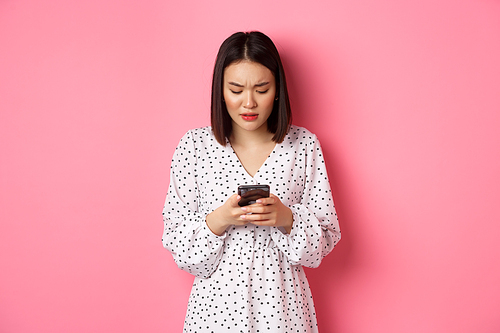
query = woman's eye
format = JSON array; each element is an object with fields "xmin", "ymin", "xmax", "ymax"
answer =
[
  {"xmin": 257, "ymin": 89, "xmax": 269, "ymax": 94},
  {"xmin": 230, "ymin": 90, "xmax": 242, "ymax": 94}
]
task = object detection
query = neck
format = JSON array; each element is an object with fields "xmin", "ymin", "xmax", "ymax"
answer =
[{"xmin": 230, "ymin": 124, "xmax": 274, "ymax": 147}]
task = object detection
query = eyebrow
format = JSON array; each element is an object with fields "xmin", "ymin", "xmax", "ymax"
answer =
[{"xmin": 228, "ymin": 81, "xmax": 270, "ymax": 88}]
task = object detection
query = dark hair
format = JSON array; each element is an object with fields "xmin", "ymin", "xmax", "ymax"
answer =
[{"xmin": 211, "ymin": 31, "xmax": 292, "ymax": 146}]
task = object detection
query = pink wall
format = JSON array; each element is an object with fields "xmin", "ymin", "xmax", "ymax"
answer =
[{"xmin": 1, "ymin": 0, "xmax": 499, "ymax": 332}]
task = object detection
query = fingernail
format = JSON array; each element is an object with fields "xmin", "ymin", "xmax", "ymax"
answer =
[
  {"xmin": 240, "ymin": 215, "xmax": 246, "ymax": 219},
  {"xmin": 241, "ymin": 207, "xmax": 247, "ymax": 211}
]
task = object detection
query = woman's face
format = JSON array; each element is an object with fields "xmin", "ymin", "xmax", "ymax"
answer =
[{"xmin": 223, "ymin": 61, "xmax": 276, "ymax": 135}]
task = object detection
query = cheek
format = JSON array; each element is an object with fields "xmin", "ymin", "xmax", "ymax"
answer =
[
  {"xmin": 223, "ymin": 91, "xmax": 235, "ymax": 108},
  {"xmin": 262, "ymin": 95, "xmax": 276, "ymax": 109},
  {"xmin": 224, "ymin": 96, "xmax": 240, "ymax": 111},
  {"xmin": 263, "ymin": 87, "xmax": 277, "ymax": 106}
]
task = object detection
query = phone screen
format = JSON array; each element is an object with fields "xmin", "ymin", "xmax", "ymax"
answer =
[{"xmin": 238, "ymin": 185, "xmax": 270, "ymax": 206}]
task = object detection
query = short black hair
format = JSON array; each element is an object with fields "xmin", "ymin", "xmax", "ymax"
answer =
[{"xmin": 211, "ymin": 31, "xmax": 292, "ymax": 146}]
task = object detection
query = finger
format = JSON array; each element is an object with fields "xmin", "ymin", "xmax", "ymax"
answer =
[
  {"xmin": 249, "ymin": 220, "xmax": 274, "ymax": 227},
  {"xmin": 240, "ymin": 213, "xmax": 270, "ymax": 221},
  {"xmin": 256, "ymin": 196, "xmax": 276, "ymax": 205},
  {"xmin": 240, "ymin": 201, "xmax": 265, "ymax": 211},
  {"xmin": 242, "ymin": 205, "xmax": 270, "ymax": 214}
]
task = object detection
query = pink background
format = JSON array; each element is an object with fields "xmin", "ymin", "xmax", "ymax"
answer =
[{"xmin": 1, "ymin": 0, "xmax": 499, "ymax": 332}]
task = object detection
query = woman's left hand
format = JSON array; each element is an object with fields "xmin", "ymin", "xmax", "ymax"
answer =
[{"xmin": 240, "ymin": 194, "xmax": 294, "ymax": 234}]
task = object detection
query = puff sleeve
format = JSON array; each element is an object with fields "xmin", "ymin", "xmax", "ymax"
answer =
[
  {"xmin": 271, "ymin": 135, "xmax": 341, "ymax": 268},
  {"xmin": 161, "ymin": 131, "xmax": 225, "ymax": 278}
]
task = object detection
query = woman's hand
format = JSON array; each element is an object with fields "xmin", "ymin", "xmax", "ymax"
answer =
[
  {"xmin": 239, "ymin": 194, "xmax": 294, "ymax": 234},
  {"xmin": 206, "ymin": 194, "xmax": 249, "ymax": 236}
]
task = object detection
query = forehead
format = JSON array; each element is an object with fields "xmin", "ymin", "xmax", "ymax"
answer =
[{"xmin": 223, "ymin": 61, "xmax": 274, "ymax": 82}]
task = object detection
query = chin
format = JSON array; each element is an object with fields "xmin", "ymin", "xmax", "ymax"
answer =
[{"xmin": 244, "ymin": 123, "xmax": 266, "ymax": 131}]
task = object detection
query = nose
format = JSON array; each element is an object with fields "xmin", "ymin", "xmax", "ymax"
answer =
[{"xmin": 243, "ymin": 92, "xmax": 257, "ymax": 109}]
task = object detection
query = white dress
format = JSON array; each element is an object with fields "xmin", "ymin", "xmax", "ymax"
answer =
[{"xmin": 162, "ymin": 125, "xmax": 341, "ymax": 333}]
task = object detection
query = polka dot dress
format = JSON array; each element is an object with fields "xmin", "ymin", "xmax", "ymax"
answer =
[{"xmin": 162, "ymin": 125, "xmax": 341, "ymax": 333}]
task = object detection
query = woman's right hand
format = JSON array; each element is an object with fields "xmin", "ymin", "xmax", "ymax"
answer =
[{"xmin": 206, "ymin": 194, "xmax": 247, "ymax": 236}]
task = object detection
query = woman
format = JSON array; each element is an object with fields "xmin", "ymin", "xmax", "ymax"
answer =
[{"xmin": 162, "ymin": 31, "xmax": 341, "ymax": 333}]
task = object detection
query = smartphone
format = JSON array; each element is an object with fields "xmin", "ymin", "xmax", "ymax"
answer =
[{"xmin": 237, "ymin": 185, "xmax": 270, "ymax": 207}]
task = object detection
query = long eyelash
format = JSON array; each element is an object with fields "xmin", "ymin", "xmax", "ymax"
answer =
[
  {"xmin": 257, "ymin": 90, "xmax": 269, "ymax": 94},
  {"xmin": 230, "ymin": 90, "xmax": 242, "ymax": 94}
]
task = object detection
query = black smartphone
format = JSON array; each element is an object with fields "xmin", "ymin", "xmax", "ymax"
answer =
[{"xmin": 237, "ymin": 185, "xmax": 270, "ymax": 207}]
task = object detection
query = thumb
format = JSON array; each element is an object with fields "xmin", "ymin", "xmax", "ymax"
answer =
[{"xmin": 228, "ymin": 193, "xmax": 241, "ymax": 207}]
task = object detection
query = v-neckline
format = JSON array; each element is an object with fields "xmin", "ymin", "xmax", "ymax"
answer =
[{"xmin": 226, "ymin": 138, "xmax": 278, "ymax": 180}]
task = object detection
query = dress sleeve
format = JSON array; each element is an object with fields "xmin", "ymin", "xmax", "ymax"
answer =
[
  {"xmin": 271, "ymin": 135, "xmax": 341, "ymax": 268},
  {"xmin": 162, "ymin": 131, "xmax": 226, "ymax": 279}
]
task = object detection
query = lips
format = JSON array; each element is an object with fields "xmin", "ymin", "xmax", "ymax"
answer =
[{"xmin": 241, "ymin": 113, "xmax": 258, "ymax": 121}]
